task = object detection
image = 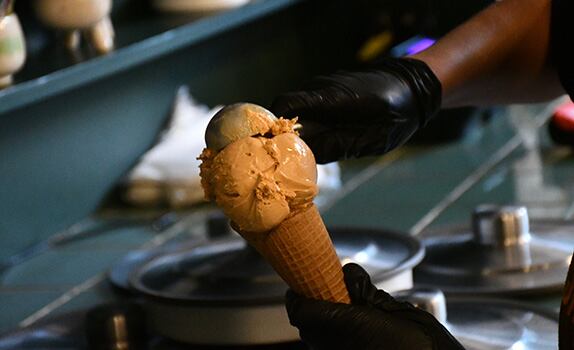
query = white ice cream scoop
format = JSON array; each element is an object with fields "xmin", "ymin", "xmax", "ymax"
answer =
[{"xmin": 205, "ymin": 103, "xmax": 278, "ymax": 151}]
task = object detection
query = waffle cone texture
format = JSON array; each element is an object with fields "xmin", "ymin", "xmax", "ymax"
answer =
[{"xmin": 239, "ymin": 204, "xmax": 350, "ymax": 304}]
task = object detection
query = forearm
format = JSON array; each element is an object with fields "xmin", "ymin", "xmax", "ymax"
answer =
[{"xmin": 412, "ymin": 0, "xmax": 563, "ymax": 108}]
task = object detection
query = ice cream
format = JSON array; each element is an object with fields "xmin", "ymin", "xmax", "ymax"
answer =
[
  {"xmin": 199, "ymin": 103, "xmax": 350, "ymax": 303},
  {"xmin": 201, "ymin": 118, "xmax": 317, "ymax": 232},
  {"xmin": 0, "ymin": 12, "xmax": 26, "ymax": 88},
  {"xmin": 204, "ymin": 103, "xmax": 279, "ymax": 151},
  {"xmin": 33, "ymin": 0, "xmax": 114, "ymax": 54},
  {"xmin": 34, "ymin": 0, "xmax": 111, "ymax": 29}
]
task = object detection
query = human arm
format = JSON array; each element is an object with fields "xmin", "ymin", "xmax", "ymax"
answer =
[
  {"xmin": 271, "ymin": 0, "xmax": 566, "ymax": 163},
  {"xmin": 412, "ymin": 0, "xmax": 563, "ymax": 107}
]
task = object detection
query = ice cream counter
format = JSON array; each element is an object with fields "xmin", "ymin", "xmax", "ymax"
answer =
[
  {"xmin": 1, "ymin": 0, "xmax": 573, "ymax": 348},
  {"xmin": 0, "ymin": 100, "xmax": 572, "ymax": 349}
]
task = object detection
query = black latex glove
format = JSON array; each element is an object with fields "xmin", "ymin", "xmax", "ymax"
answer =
[
  {"xmin": 286, "ymin": 263, "xmax": 464, "ymax": 350},
  {"xmin": 271, "ymin": 58, "xmax": 441, "ymax": 164}
]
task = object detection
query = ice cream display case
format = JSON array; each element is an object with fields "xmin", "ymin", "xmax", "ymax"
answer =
[{"xmin": 1, "ymin": 0, "xmax": 573, "ymax": 349}]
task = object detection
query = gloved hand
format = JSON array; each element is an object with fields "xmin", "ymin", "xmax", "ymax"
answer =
[
  {"xmin": 286, "ymin": 263, "xmax": 464, "ymax": 350},
  {"xmin": 271, "ymin": 58, "xmax": 442, "ymax": 164}
]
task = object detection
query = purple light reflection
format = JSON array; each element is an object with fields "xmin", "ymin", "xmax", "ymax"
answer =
[{"xmin": 406, "ymin": 38, "xmax": 436, "ymax": 55}]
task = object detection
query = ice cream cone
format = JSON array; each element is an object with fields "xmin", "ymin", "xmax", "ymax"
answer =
[
  {"xmin": 238, "ymin": 204, "xmax": 350, "ymax": 304},
  {"xmin": 200, "ymin": 106, "xmax": 349, "ymax": 304}
]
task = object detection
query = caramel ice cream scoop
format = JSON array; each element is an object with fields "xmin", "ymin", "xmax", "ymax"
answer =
[{"xmin": 202, "ymin": 130, "xmax": 317, "ymax": 233}]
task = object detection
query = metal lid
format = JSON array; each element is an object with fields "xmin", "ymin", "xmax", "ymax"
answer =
[
  {"xmin": 0, "ymin": 311, "xmax": 87, "ymax": 350},
  {"xmin": 108, "ymin": 210, "xmax": 231, "ymax": 292},
  {"xmin": 108, "ymin": 239, "xmax": 207, "ymax": 293},
  {"xmin": 415, "ymin": 205, "xmax": 573, "ymax": 295},
  {"xmin": 130, "ymin": 227, "xmax": 424, "ymax": 306},
  {"xmin": 447, "ymin": 298, "xmax": 558, "ymax": 350},
  {"xmin": 0, "ymin": 296, "xmax": 557, "ymax": 350},
  {"xmin": 0, "ymin": 308, "xmax": 306, "ymax": 349},
  {"xmin": 393, "ymin": 289, "xmax": 558, "ymax": 350}
]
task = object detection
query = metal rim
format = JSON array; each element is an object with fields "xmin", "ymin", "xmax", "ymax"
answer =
[
  {"xmin": 330, "ymin": 226, "xmax": 425, "ymax": 281},
  {"xmin": 130, "ymin": 226, "xmax": 424, "ymax": 307},
  {"xmin": 415, "ymin": 218, "xmax": 573, "ymax": 296},
  {"xmin": 421, "ymin": 219, "xmax": 574, "ymax": 239},
  {"xmin": 446, "ymin": 296, "xmax": 559, "ymax": 320},
  {"xmin": 445, "ymin": 296, "xmax": 559, "ymax": 350}
]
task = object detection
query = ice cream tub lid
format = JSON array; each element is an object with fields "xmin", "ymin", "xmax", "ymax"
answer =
[
  {"xmin": 414, "ymin": 205, "xmax": 574, "ymax": 296},
  {"xmin": 395, "ymin": 289, "xmax": 558, "ymax": 350},
  {"xmin": 129, "ymin": 227, "xmax": 424, "ymax": 306}
]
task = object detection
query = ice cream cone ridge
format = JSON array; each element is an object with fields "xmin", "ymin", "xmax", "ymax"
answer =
[{"xmin": 237, "ymin": 204, "xmax": 350, "ymax": 304}]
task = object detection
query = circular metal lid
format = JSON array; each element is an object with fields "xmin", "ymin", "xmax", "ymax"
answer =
[
  {"xmin": 108, "ymin": 239, "xmax": 207, "ymax": 293},
  {"xmin": 0, "ymin": 311, "xmax": 86, "ymax": 350},
  {"xmin": 415, "ymin": 205, "xmax": 573, "ymax": 295},
  {"xmin": 447, "ymin": 298, "xmax": 558, "ymax": 350},
  {"xmin": 394, "ymin": 289, "xmax": 558, "ymax": 350},
  {"xmin": 0, "ymin": 309, "xmax": 307, "ymax": 350},
  {"xmin": 130, "ymin": 227, "xmax": 424, "ymax": 306},
  {"xmin": 108, "ymin": 210, "xmax": 231, "ymax": 292}
]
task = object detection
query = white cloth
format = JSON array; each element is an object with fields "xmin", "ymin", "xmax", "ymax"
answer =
[{"xmin": 124, "ymin": 87, "xmax": 341, "ymax": 208}]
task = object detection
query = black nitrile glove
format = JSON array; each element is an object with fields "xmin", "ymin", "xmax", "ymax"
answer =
[
  {"xmin": 286, "ymin": 263, "xmax": 464, "ymax": 350},
  {"xmin": 271, "ymin": 58, "xmax": 441, "ymax": 164}
]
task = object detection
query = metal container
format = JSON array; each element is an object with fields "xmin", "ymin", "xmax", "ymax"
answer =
[
  {"xmin": 129, "ymin": 227, "xmax": 424, "ymax": 345},
  {"xmin": 394, "ymin": 288, "xmax": 559, "ymax": 350},
  {"xmin": 0, "ymin": 293, "xmax": 557, "ymax": 350},
  {"xmin": 415, "ymin": 205, "xmax": 574, "ymax": 295}
]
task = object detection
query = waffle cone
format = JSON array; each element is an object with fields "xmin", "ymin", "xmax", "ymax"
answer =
[{"xmin": 238, "ymin": 204, "xmax": 350, "ymax": 304}]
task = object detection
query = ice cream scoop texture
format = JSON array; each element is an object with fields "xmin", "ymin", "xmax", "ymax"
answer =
[{"xmin": 199, "ymin": 117, "xmax": 318, "ymax": 233}]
